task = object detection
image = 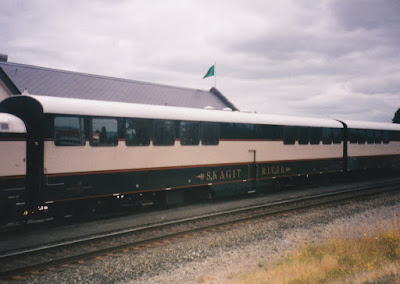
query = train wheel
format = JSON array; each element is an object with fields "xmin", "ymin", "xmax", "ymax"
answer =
[
  {"xmin": 71, "ymin": 200, "xmax": 96, "ymax": 221},
  {"xmin": 274, "ymin": 178, "xmax": 284, "ymax": 191},
  {"xmin": 155, "ymin": 192, "xmax": 168, "ymax": 209},
  {"xmin": 51, "ymin": 204, "xmax": 69, "ymax": 223},
  {"xmin": 305, "ymin": 175, "xmax": 313, "ymax": 185},
  {"xmin": 0, "ymin": 215, "xmax": 9, "ymax": 226},
  {"xmin": 0, "ymin": 206, "xmax": 11, "ymax": 226}
]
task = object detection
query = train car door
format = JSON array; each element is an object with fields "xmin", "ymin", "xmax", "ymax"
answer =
[{"xmin": 248, "ymin": 150, "xmax": 257, "ymax": 192}]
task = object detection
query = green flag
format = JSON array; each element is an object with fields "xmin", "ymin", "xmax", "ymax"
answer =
[{"xmin": 203, "ymin": 65, "xmax": 215, "ymax": 79}]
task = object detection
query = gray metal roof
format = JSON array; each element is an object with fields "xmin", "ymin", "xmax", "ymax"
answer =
[{"xmin": 0, "ymin": 61, "xmax": 238, "ymax": 110}]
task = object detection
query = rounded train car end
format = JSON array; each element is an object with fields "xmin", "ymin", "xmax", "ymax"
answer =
[{"xmin": 0, "ymin": 112, "xmax": 27, "ymax": 224}]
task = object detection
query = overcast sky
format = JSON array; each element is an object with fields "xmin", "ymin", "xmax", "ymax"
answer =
[{"xmin": 1, "ymin": 0, "xmax": 399, "ymax": 122}]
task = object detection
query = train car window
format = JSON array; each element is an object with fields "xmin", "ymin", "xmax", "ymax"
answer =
[
  {"xmin": 310, "ymin": 127, "xmax": 322, "ymax": 145},
  {"xmin": 349, "ymin": 129, "xmax": 357, "ymax": 144},
  {"xmin": 322, "ymin": 128, "xmax": 332, "ymax": 144},
  {"xmin": 389, "ymin": 131, "xmax": 395, "ymax": 142},
  {"xmin": 220, "ymin": 123, "xmax": 234, "ymax": 139},
  {"xmin": 153, "ymin": 120, "xmax": 175, "ymax": 146},
  {"xmin": 221, "ymin": 123, "xmax": 253, "ymax": 140},
  {"xmin": 237, "ymin": 124, "xmax": 258, "ymax": 139},
  {"xmin": 283, "ymin": 126, "xmax": 296, "ymax": 145},
  {"xmin": 367, "ymin": 130, "xmax": 375, "ymax": 144},
  {"xmin": 298, "ymin": 127, "xmax": 309, "ymax": 145},
  {"xmin": 90, "ymin": 118, "xmax": 118, "ymax": 147},
  {"xmin": 374, "ymin": 130, "xmax": 382, "ymax": 144},
  {"xmin": 125, "ymin": 118, "xmax": 151, "ymax": 146},
  {"xmin": 260, "ymin": 125, "xmax": 271, "ymax": 140},
  {"xmin": 180, "ymin": 121, "xmax": 199, "ymax": 145},
  {"xmin": 221, "ymin": 124, "xmax": 282, "ymax": 140},
  {"xmin": 382, "ymin": 131, "xmax": 390, "ymax": 144},
  {"xmin": 201, "ymin": 122, "xmax": 219, "ymax": 145},
  {"xmin": 273, "ymin": 125, "xmax": 284, "ymax": 140},
  {"xmin": 357, "ymin": 129, "xmax": 366, "ymax": 144},
  {"xmin": 332, "ymin": 128, "xmax": 343, "ymax": 144},
  {"xmin": 252, "ymin": 124, "xmax": 264, "ymax": 139},
  {"xmin": 54, "ymin": 116, "xmax": 85, "ymax": 146},
  {"xmin": 392, "ymin": 131, "xmax": 400, "ymax": 142}
]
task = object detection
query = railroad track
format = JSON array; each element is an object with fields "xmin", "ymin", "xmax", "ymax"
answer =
[{"xmin": 1, "ymin": 179, "xmax": 400, "ymax": 280}]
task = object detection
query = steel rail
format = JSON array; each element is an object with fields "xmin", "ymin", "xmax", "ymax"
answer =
[{"xmin": 1, "ymin": 180, "xmax": 400, "ymax": 279}]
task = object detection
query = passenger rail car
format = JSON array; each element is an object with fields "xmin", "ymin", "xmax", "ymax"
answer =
[
  {"xmin": 343, "ymin": 120, "xmax": 400, "ymax": 171},
  {"xmin": 0, "ymin": 113, "xmax": 27, "ymax": 224},
  {"xmin": 0, "ymin": 94, "xmax": 399, "ymax": 223}
]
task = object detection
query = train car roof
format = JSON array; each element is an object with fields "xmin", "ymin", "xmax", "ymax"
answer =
[
  {"xmin": 30, "ymin": 95, "xmax": 344, "ymax": 128},
  {"xmin": 340, "ymin": 119, "xmax": 400, "ymax": 131},
  {"xmin": 3, "ymin": 94, "xmax": 344, "ymax": 128},
  {"xmin": 0, "ymin": 113, "xmax": 27, "ymax": 133}
]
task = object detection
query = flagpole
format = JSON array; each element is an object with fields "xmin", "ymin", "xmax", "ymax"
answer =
[{"xmin": 214, "ymin": 61, "xmax": 216, "ymax": 88}]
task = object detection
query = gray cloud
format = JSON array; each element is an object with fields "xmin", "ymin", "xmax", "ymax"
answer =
[
  {"xmin": 1, "ymin": 0, "xmax": 399, "ymax": 122},
  {"xmin": 348, "ymin": 74, "xmax": 400, "ymax": 95},
  {"xmin": 331, "ymin": 0, "xmax": 400, "ymax": 31}
]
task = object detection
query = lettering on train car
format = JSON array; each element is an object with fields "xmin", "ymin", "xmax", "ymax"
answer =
[
  {"xmin": 196, "ymin": 168, "xmax": 242, "ymax": 181},
  {"xmin": 261, "ymin": 165, "xmax": 292, "ymax": 176}
]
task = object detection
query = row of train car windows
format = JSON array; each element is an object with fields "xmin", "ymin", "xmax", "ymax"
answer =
[
  {"xmin": 284, "ymin": 127, "xmax": 400, "ymax": 145},
  {"xmin": 348, "ymin": 129, "xmax": 400, "ymax": 144},
  {"xmin": 220, "ymin": 124, "xmax": 343, "ymax": 145},
  {"xmin": 283, "ymin": 127, "xmax": 343, "ymax": 145},
  {"xmin": 52, "ymin": 116, "xmax": 400, "ymax": 147},
  {"xmin": 53, "ymin": 116, "xmax": 219, "ymax": 146}
]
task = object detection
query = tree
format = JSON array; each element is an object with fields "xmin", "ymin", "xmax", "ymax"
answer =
[{"xmin": 393, "ymin": 108, "xmax": 400, "ymax": 124}]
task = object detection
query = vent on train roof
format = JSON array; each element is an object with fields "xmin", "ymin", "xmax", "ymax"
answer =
[
  {"xmin": 0, "ymin": 54, "xmax": 8, "ymax": 62},
  {"xmin": 0, "ymin": 123, "xmax": 9, "ymax": 132}
]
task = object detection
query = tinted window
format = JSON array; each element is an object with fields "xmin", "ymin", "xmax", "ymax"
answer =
[
  {"xmin": 382, "ymin": 130, "xmax": 390, "ymax": 144},
  {"xmin": 153, "ymin": 120, "xmax": 175, "ymax": 146},
  {"xmin": 90, "ymin": 118, "xmax": 118, "ymax": 146},
  {"xmin": 357, "ymin": 129, "xmax": 366, "ymax": 144},
  {"xmin": 332, "ymin": 128, "xmax": 343, "ymax": 144},
  {"xmin": 350, "ymin": 129, "xmax": 368, "ymax": 144},
  {"xmin": 54, "ymin": 116, "xmax": 85, "ymax": 146},
  {"xmin": 220, "ymin": 123, "xmax": 282, "ymax": 140},
  {"xmin": 383, "ymin": 131, "xmax": 390, "ymax": 144},
  {"xmin": 180, "ymin": 121, "xmax": 199, "ymax": 145},
  {"xmin": 240, "ymin": 124, "xmax": 261, "ymax": 139},
  {"xmin": 298, "ymin": 127, "xmax": 309, "ymax": 145},
  {"xmin": 322, "ymin": 128, "xmax": 332, "ymax": 144},
  {"xmin": 349, "ymin": 129, "xmax": 358, "ymax": 144},
  {"xmin": 392, "ymin": 131, "xmax": 400, "ymax": 141},
  {"xmin": 202, "ymin": 122, "xmax": 219, "ymax": 145},
  {"xmin": 263, "ymin": 125, "xmax": 283, "ymax": 140},
  {"xmin": 284, "ymin": 126, "xmax": 297, "ymax": 145},
  {"xmin": 125, "ymin": 118, "xmax": 151, "ymax": 146},
  {"xmin": 374, "ymin": 130, "xmax": 382, "ymax": 144},
  {"xmin": 367, "ymin": 130, "xmax": 375, "ymax": 144},
  {"xmin": 310, "ymin": 127, "xmax": 322, "ymax": 145}
]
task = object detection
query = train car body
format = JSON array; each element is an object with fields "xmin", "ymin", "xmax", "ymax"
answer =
[
  {"xmin": 0, "ymin": 95, "xmax": 344, "ymax": 215},
  {"xmin": 0, "ymin": 94, "xmax": 399, "ymax": 222},
  {"xmin": 343, "ymin": 120, "xmax": 400, "ymax": 171},
  {"xmin": 0, "ymin": 113, "xmax": 27, "ymax": 223}
]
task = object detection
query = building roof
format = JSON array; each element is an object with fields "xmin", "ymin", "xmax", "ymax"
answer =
[{"xmin": 0, "ymin": 61, "xmax": 238, "ymax": 110}]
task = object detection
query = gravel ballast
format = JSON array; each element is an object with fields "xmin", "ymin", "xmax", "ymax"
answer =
[{"xmin": 14, "ymin": 190, "xmax": 400, "ymax": 283}]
